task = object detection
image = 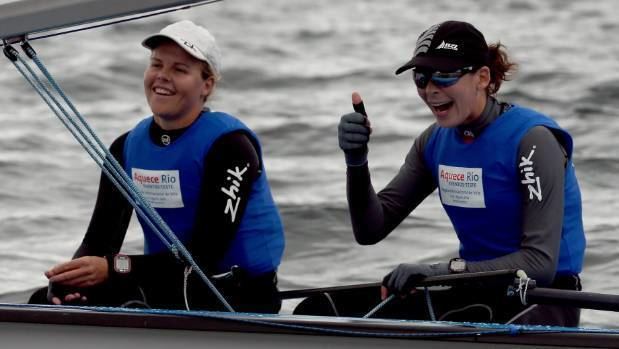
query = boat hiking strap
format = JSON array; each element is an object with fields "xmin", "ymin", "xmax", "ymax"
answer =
[{"xmin": 2, "ymin": 41, "xmax": 234, "ymax": 312}]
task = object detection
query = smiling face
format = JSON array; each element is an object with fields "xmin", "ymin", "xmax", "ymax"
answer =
[
  {"xmin": 417, "ymin": 66, "xmax": 490, "ymax": 128},
  {"xmin": 144, "ymin": 40, "xmax": 214, "ymax": 130}
]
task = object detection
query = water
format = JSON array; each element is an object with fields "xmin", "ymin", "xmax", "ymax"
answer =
[{"xmin": 0, "ymin": 0, "xmax": 618, "ymax": 328}]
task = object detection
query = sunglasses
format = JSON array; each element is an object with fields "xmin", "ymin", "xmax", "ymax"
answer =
[{"xmin": 413, "ymin": 66, "xmax": 476, "ymax": 89}]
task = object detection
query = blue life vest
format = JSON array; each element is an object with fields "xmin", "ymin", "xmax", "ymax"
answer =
[
  {"xmin": 423, "ymin": 106, "xmax": 585, "ymax": 275},
  {"xmin": 124, "ymin": 110, "xmax": 285, "ymax": 276}
]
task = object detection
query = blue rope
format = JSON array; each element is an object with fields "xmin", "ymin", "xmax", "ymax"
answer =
[
  {"xmin": 5, "ymin": 44, "xmax": 233, "ymax": 312},
  {"xmin": 11, "ymin": 51, "xmax": 176, "ymax": 254},
  {"xmin": 19, "ymin": 45, "xmax": 175, "ymax": 252}
]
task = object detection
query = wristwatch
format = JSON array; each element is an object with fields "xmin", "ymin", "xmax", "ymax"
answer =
[
  {"xmin": 448, "ymin": 258, "xmax": 467, "ymax": 273},
  {"xmin": 113, "ymin": 254, "xmax": 131, "ymax": 274}
]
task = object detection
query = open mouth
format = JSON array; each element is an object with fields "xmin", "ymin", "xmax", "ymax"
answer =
[
  {"xmin": 432, "ymin": 101, "xmax": 453, "ymax": 113},
  {"xmin": 153, "ymin": 87, "xmax": 174, "ymax": 96}
]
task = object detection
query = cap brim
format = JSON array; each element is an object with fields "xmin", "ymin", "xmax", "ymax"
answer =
[
  {"xmin": 142, "ymin": 34, "xmax": 168, "ymax": 49},
  {"xmin": 395, "ymin": 58, "xmax": 415, "ymax": 75},
  {"xmin": 141, "ymin": 34, "xmax": 207, "ymax": 63},
  {"xmin": 395, "ymin": 55, "xmax": 469, "ymax": 74}
]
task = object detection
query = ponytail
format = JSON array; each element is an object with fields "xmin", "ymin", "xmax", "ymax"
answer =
[{"xmin": 486, "ymin": 42, "xmax": 517, "ymax": 95}]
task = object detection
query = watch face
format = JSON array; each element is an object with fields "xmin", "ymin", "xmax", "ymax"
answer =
[
  {"xmin": 450, "ymin": 259, "xmax": 466, "ymax": 273},
  {"xmin": 114, "ymin": 254, "xmax": 131, "ymax": 274}
]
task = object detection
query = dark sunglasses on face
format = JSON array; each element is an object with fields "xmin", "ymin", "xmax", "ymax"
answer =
[{"xmin": 413, "ymin": 66, "xmax": 476, "ymax": 89}]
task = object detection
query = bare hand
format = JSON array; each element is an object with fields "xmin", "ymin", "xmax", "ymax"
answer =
[
  {"xmin": 380, "ymin": 285, "xmax": 388, "ymax": 300},
  {"xmin": 46, "ymin": 256, "xmax": 109, "ymax": 288}
]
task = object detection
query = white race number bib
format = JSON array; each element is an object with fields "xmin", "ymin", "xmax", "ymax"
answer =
[
  {"xmin": 438, "ymin": 165, "xmax": 485, "ymax": 208},
  {"xmin": 131, "ymin": 168, "xmax": 184, "ymax": 208}
]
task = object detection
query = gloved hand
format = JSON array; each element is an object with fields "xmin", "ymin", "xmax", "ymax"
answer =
[
  {"xmin": 46, "ymin": 282, "xmax": 87, "ymax": 305},
  {"xmin": 338, "ymin": 92, "xmax": 372, "ymax": 166},
  {"xmin": 382, "ymin": 262, "xmax": 449, "ymax": 296}
]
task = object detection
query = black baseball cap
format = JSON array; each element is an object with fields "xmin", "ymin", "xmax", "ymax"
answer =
[{"xmin": 395, "ymin": 21, "xmax": 489, "ymax": 74}]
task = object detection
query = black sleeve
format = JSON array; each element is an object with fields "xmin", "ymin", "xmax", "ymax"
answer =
[
  {"xmin": 74, "ymin": 132, "xmax": 133, "ymax": 258},
  {"xmin": 125, "ymin": 131, "xmax": 260, "ymax": 285},
  {"xmin": 188, "ymin": 131, "xmax": 261, "ymax": 270},
  {"xmin": 467, "ymin": 126, "xmax": 567, "ymax": 286},
  {"xmin": 348, "ymin": 124, "xmax": 438, "ymax": 245}
]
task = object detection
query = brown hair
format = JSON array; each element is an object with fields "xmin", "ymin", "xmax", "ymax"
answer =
[{"xmin": 485, "ymin": 42, "xmax": 517, "ymax": 95}]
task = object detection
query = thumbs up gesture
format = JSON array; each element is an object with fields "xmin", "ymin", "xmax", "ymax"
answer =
[{"xmin": 338, "ymin": 92, "xmax": 372, "ymax": 166}]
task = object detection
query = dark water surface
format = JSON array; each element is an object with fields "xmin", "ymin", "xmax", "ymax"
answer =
[{"xmin": 0, "ymin": 0, "xmax": 618, "ymax": 328}]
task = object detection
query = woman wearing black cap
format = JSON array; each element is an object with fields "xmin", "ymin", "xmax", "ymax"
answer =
[{"xmin": 338, "ymin": 21, "xmax": 585, "ymax": 326}]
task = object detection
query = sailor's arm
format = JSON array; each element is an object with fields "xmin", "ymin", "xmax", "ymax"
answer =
[
  {"xmin": 347, "ymin": 124, "xmax": 437, "ymax": 245},
  {"xmin": 73, "ymin": 132, "xmax": 133, "ymax": 258},
  {"xmin": 45, "ymin": 133, "xmax": 133, "ymax": 302},
  {"xmin": 185, "ymin": 131, "xmax": 260, "ymax": 272},
  {"xmin": 466, "ymin": 126, "xmax": 566, "ymax": 286}
]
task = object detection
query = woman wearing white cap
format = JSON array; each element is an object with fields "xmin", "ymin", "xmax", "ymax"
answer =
[
  {"xmin": 338, "ymin": 21, "xmax": 585, "ymax": 325},
  {"xmin": 32, "ymin": 20, "xmax": 285, "ymax": 313}
]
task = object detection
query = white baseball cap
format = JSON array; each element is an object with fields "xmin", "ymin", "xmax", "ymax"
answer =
[{"xmin": 142, "ymin": 20, "xmax": 221, "ymax": 77}]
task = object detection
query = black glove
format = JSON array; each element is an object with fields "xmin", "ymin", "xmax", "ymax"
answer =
[
  {"xmin": 338, "ymin": 112, "xmax": 371, "ymax": 166},
  {"xmin": 47, "ymin": 282, "xmax": 87, "ymax": 305},
  {"xmin": 382, "ymin": 262, "xmax": 449, "ymax": 296}
]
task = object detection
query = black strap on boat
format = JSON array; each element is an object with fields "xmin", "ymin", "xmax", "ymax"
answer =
[
  {"xmin": 280, "ymin": 269, "xmax": 523, "ymax": 300},
  {"xmin": 3, "ymin": 40, "xmax": 234, "ymax": 312}
]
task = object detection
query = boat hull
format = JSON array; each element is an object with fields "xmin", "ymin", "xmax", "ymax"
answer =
[{"xmin": 0, "ymin": 304, "xmax": 617, "ymax": 349}]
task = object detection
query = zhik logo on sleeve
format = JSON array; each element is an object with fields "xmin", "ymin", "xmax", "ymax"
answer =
[
  {"xmin": 519, "ymin": 145, "xmax": 543, "ymax": 202},
  {"xmin": 221, "ymin": 164, "xmax": 249, "ymax": 223}
]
